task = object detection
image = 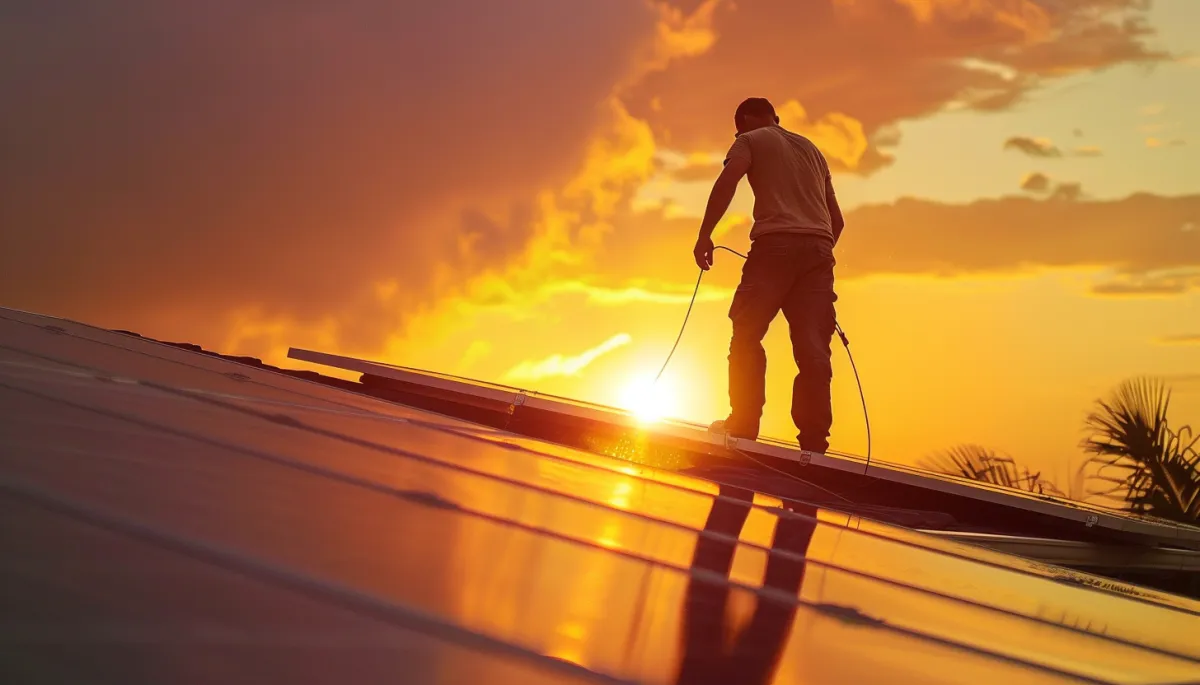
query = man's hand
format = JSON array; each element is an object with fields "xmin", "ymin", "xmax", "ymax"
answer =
[
  {"xmin": 693, "ymin": 155, "xmax": 747, "ymax": 271},
  {"xmin": 693, "ymin": 235, "xmax": 714, "ymax": 271}
]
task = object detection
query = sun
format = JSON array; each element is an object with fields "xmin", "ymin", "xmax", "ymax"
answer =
[{"xmin": 618, "ymin": 373, "xmax": 680, "ymax": 424}]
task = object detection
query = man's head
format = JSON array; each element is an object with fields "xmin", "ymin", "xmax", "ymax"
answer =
[{"xmin": 734, "ymin": 97, "xmax": 779, "ymax": 135}]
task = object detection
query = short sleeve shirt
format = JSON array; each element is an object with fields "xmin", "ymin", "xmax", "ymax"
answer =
[{"xmin": 725, "ymin": 126, "xmax": 835, "ymax": 242}]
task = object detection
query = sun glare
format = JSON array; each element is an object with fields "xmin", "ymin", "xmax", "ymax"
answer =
[{"xmin": 619, "ymin": 373, "xmax": 679, "ymax": 424}]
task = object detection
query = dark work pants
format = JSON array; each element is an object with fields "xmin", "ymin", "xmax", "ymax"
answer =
[{"xmin": 726, "ymin": 232, "xmax": 836, "ymax": 452}]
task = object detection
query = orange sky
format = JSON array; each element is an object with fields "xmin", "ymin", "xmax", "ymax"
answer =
[{"xmin": 2, "ymin": 0, "xmax": 1197, "ymax": 489}]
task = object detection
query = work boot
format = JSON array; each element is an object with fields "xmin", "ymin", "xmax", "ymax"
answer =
[{"xmin": 709, "ymin": 418, "xmax": 758, "ymax": 443}]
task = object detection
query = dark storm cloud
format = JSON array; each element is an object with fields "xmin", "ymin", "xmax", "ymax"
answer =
[{"xmin": 0, "ymin": 0, "xmax": 656, "ymax": 347}]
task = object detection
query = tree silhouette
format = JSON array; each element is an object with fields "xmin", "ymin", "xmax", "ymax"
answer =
[
  {"xmin": 919, "ymin": 444, "xmax": 1066, "ymax": 496},
  {"xmin": 1082, "ymin": 377, "xmax": 1200, "ymax": 523},
  {"xmin": 919, "ymin": 378, "xmax": 1199, "ymax": 519}
]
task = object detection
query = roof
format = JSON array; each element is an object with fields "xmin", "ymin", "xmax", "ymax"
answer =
[
  {"xmin": 291, "ymin": 348, "xmax": 1200, "ymax": 548},
  {"xmin": 2, "ymin": 305, "xmax": 1200, "ymax": 684}
]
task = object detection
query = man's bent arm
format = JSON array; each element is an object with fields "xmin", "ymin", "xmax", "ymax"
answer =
[
  {"xmin": 698, "ymin": 156, "xmax": 750, "ymax": 239},
  {"xmin": 826, "ymin": 173, "xmax": 845, "ymax": 245},
  {"xmin": 828, "ymin": 193, "xmax": 845, "ymax": 245}
]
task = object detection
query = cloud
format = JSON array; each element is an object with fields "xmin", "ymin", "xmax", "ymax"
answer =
[
  {"xmin": 1162, "ymin": 374, "xmax": 1200, "ymax": 391},
  {"xmin": 1007, "ymin": 139, "xmax": 1102, "ymax": 159},
  {"xmin": 1018, "ymin": 173, "xmax": 1083, "ymax": 200},
  {"xmin": 0, "ymin": 0, "xmax": 1179, "ymax": 364},
  {"xmin": 1146, "ymin": 137, "xmax": 1187, "ymax": 148},
  {"xmin": 1050, "ymin": 181, "xmax": 1084, "ymax": 202},
  {"xmin": 501, "ymin": 333, "xmax": 632, "ymax": 383},
  {"xmin": 458, "ymin": 340, "xmax": 493, "ymax": 372},
  {"xmin": 1091, "ymin": 273, "xmax": 1200, "ymax": 297},
  {"xmin": 1156, "ymin": 334, "xmax": 1200, "ymax": 346},
  {"xmin": 1019, "ymin": 172, "xmax": 1052, "ymax": 192},
  {"xmin": 775, "ymin": 100, "xmax": 873, "ymax": 171},
  {"xmin": 1004, "ymin": 136, "xmax": 1062, "ymax": 157},
  {"xmin": 458, "ymin": 275, "xmax": 732, "ymax": 311},
  {"xmin": 623, "ymin": 0, "xmax": 1166, "ymax": 175},
  {"xmin": 1140, "ymin": 103, "xmax": 1168, "ymax": 116},
  {"xmin": 670, "ymin": 161, "xmax": 725, "ymax": 183},
  {"xmin": 0, "ymin": 0, "xmax": 658, "ymax": 352},
  {"xmin": 543, "ymin": 281, "xmax": 732, "ymax": 306},
  {"xmin": 833, "ymin": 193, "xmax": 1200, "ymax": 290}
]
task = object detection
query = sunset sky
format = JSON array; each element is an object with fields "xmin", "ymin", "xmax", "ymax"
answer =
[{"xmin": 2, "ymin": 0, "xmax": 1197, "ymax": 485}]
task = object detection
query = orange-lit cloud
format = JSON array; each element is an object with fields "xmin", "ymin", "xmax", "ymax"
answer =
[
  {"xmin": 1005, "ymin": 136, "xmax": 1062, "ymax": 157},
  {"xmin": 0, "ymin": 0, "xmax": 660, "ymax": 353},
  {"xmin": 1156, "ymin": 334, "xmax": 1200, "ymax": 346},
  {"xmin": 1146, "ymin": 137, "xmax": 1187, "ymax": 148},
  {"xmin": 1050, "ymin": 181, "xmax": 1084, "ymax": 201},
  {"xmin": 775, "ymin": 101, "xmax": 872, "ymax": 171},
  {"xmin": 1005, "ymin": 137, "xmax": 1103, "ymax": 159},
  {"xmin": 543, "ymin": 281, "xmax": 732, "ymax": 306},
  {"xmin": 1090, "ymin": 271, "xmax": 1200, "ymax": 297},
  {"xmin": 835, "ymin": 193, "xmax": 1200, "ymax": 288},
  {"xmin": 670, "ymin": 162, "xmax": 726, "ymax": 183},
  {"xmin": 501, "ymin": 333, "xmax": 632, "ymax": 383},
  {"xmin": 0, "ymin": 0, "xmax": 1180, "ymax": 366},
  {"xmin": 623, "ymin": 0, "xmax": 1165, "ymax": 173},
  {"xmin": 1019, "ymin": 172, "xmax": 1052, "ymax": 192},
  {"xmin": 1020, "ymin": 172, "xmax": 1084, "ymax": 200}
]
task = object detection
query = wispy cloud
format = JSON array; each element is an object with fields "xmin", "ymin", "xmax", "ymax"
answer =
[
  {"xmin": 544, "ymin": 280, "xmax": 733, "ymax": 305},
  {"xmin": 1005, "ymin": 136, "xmax": 1102, "ymax": 158},
  {"xmin": 1146, "ymin": 137, "xmax": 1187, "ymax": 148},
  {"xmin": 670, "ymin": 161, "xmax": 725, "ymax": 183},
  {"xmin": 501, "ymin": 333, "xmax": 632, "ymax": 382},
  {"xmin": 1091, "ymin": 270, "xmax": 1200, "ymax": 298},
  {"xmin": 1004, "ymin": 136, "xmax": 1062, "ymax": 158},
  {"xmin": 1156, "ymin": 334, "xmax": 1200, "ymax": 346}
]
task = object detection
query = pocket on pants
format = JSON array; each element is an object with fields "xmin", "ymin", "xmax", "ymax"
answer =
[
  {"xmin": 728, "ymin": 282, "xmax": 755, "ymax": 321},
  {"xmin": 817, "ymin": 240, "xmax": 836, "ymax": 266}
]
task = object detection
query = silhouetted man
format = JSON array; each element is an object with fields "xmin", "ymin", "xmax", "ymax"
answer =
[{"xmin": 695, "ymin": 97, "xmax": 844, "ymax": 456}]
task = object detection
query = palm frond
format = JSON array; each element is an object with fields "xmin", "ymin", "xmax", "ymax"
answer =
[
  {"xmin": 1082, "ymin": 377, "xmax": 1200, "ymax": 522},
  {"xmin": 920, "ymin": 444, "xmax": 1064, "ymax": 496}
]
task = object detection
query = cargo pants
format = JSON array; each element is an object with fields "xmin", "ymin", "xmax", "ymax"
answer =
[{"xmin": 725, "ymin": 232, "xmax": 836, "ymax": 452}]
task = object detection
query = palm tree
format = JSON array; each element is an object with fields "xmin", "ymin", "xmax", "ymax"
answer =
[
  {"xmin": 919, "ymin": 444, "xmax": 1066, "ymax": 496},
  {"xmin": 1082, "ymin": 377, "xmax": 1200, "ymax": 523}
]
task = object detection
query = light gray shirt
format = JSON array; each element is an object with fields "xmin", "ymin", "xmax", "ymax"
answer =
[{"xmin": 724, "ymin": 125, "xmax": 835, "ymax": 242}]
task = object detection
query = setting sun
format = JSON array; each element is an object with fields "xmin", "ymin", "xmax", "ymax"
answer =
[{"xmin": 618, "ymin": 373, "xmax": 682, "ymax": 424}]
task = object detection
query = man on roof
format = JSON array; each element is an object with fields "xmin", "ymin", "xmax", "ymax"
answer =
[{"xmin": 695, "ymin": 97, "xmax": 845, "ymax": 457}]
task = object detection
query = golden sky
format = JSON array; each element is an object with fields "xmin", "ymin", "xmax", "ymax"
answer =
[{"xmin": 2, "ymin": 0, "xmax": 1197, "ymax": 482}]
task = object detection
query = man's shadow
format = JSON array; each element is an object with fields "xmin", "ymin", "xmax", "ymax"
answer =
[{"xmin": 675, "ymin": 484, "xmax": 818, "ymax": 685}]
